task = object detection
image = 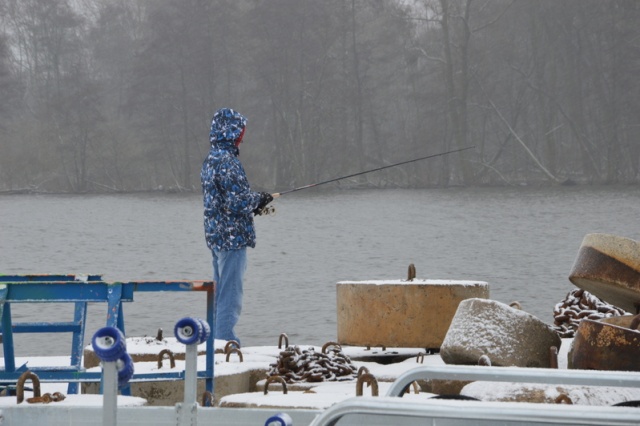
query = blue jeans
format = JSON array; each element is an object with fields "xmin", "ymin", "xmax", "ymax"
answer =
[{"xmin": 211, "ymin": 248, "xmax": 247, "ymax": 344}]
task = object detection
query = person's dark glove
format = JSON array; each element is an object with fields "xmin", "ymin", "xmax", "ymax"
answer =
[{"xmin": 253, "ymin": 192, "xmax": 274, "ymax": 215}]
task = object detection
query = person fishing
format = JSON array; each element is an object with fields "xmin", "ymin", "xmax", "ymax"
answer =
[{"xmin": 201, "ymin": 107, "xmax": 275, "ymax": 345}]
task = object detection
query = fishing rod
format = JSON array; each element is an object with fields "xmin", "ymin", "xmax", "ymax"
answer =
[
  {"xmin": 256, "ymin": 145, "xmax": 474, "ymax": 215},
  {"xmin": 273, "ymin": 145, "xmax": 475, "ymax": 197}
]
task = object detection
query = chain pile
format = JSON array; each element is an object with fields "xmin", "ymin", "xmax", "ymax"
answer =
[
  {"xmin": 552, "ymin": 288, "xmax": 628, "ymax": 338},
  {"xmin": 268, "ymin": 345, "xmax": 358, "ymax": 383}
]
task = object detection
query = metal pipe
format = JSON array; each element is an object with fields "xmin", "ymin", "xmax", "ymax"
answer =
[
  {"xmin": 183, "ymin": 343, "xmax": 198, "ymax": 405},
  {"xmin": 102, "ymin": 361, "xmax": 118, "ymax": 426}
]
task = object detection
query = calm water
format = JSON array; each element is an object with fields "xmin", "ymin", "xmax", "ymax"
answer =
[{"xmin": 1, "ymin": 186, "xmax": 638, "ymax": 356}]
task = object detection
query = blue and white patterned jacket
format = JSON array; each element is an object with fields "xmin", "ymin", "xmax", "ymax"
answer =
[{"xmin": 201, "ymin": 108, "xmax": 262, "ymax": 251}]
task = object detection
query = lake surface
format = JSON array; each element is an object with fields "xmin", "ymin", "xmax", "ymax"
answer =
[{"xmin": 1, "ymin": 185, "xmax": 638, "ymax": 356}]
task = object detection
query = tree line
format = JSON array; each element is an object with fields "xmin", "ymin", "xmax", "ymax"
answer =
[{"xmin": 0, "ymin": 0, "xmax": 638, "ymax": 193}]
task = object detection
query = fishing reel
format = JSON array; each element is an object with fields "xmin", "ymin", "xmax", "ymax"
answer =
[
  {"xmin": 254, "ymin": 192, "xmax": 280, "ymax": 216},
  {"xmin": 254, "ymin": 205, "xmax": 276, "ymax": 216}
]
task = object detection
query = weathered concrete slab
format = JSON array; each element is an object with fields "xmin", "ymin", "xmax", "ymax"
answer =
[
  {"xmin": 83, "ymin": 367, "xmax": 267, "ymax": 406},
  {"xmin": 83, "ymin": 338, "xmax": 271, "ymax": 406},
  {"xmin": 337, "ymin": 280, "xmax": 489, "ymax": 349},
  {"xmin": 440, "ymin": 298, "xmax": 561, "ymax": 368}
]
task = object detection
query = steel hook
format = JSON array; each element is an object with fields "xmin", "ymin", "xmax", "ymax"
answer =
[
  {"xmin": 321, "ymin": 341, "xmax": 341, "ymax": 354},
  {"xmin": 157, "ymin": 349, "xmax": 176, "ymax": 369},
  {"xmin": 264, "ymin": 375, "xmax": 288, "ymax": 395},
  {"xmin": 224, "ymin": 340, "xmax": 240, "ymax": 353},
  {"xmin": 399, "ymin": 381, "xmax": 420, "ymax": 396},
  {"xmin": 549, "ymin": 346, "xmax": 558, "ymax": 369},
  {"xmin": 555, "ymin": 394, "xmax": 573, "ymax": 404},
  {"xmin": 225, "ymin": 347, "xmax": 244, "ymax": 362},
  {"xmin": 356, "ymin": 373, "xmax": 379, "ymax": 397},
  {"xmin": 407, "ymin": 263, "xmax": 416, "ymax": 281},
  {"xmin": 202, "ymin": 391, "xmax": 214, "ymax": 407},
  {"xmin": 357, "ymin": 366, "xmax": 370, "ymax": 378},
  {"xmin": 16, "ymin": 371, "xmax": 41, "ymax": 404},
  {"xmin": 278, "ymin": 333, "xmax": 289, "ymax": 349}
]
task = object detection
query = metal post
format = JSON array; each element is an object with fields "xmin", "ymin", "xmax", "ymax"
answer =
[
  {"xmin": 184, "ymin": 343, "xmax": 198, "ymax": 405},
  {"xmin": 102, "ymin": 361, "xmax": 118, "ymax": 426},
  {"xmin": 68, "ymin": 301, "xmax": 88, "ymax": 394},
  {"xmin": 206, "ymin": 286, "xmax": 215, "ymax": 396},
  {"xmin": 177, "ymin": 343, "xmax": 198, "ymax": 426},
  {"xmin": 1, "ymin": 302, "xmax": 16, "ymax": 372}
]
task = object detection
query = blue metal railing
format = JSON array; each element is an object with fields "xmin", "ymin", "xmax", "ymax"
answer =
[{"xmin": 0, "ymin": 275, "xmax": 215, "ymax": 398}]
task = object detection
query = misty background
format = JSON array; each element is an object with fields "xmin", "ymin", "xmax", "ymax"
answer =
[{"xmin": 0, "ymin": 0, "xmax": 638, "ymax": 193}]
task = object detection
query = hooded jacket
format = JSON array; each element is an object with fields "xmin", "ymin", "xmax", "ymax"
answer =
[{"xmin": 201, "ymin": 108, "xmax": 262, "ymax": 251}]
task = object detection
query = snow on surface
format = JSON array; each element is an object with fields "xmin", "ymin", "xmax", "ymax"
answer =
[
  {"xmin": 0, "ymin": 356, "xmax": 147, "ymax": 407},
  {"xmin": 221, "ymin": 381, "xmax": 437, "ymax": 410},
  {"xmin": 121, "ymin": 336, "xmax": 210, "ymax": 355},
  {"xmin": 0, "ymin": 394, "xmax": 146, "ymax": 407},
  {"xmin": 2, "ymin": 335, "xmax": 638, "ymax": 410},
  {"xmin": 442, "ymin": 298, "xmax": 555, "ymax": 359},
  {"xmin": 0, "ymin": 342, "xmax": 439, "ymax": 409},
  {"xmin": 462, "ymin": 381, "xmax": 640, "ymax": 406},
  {"xmin": 337, "ymin": 279, "xmax": 488, "ymax": 286}
]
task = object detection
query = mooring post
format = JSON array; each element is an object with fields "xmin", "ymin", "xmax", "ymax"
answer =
[
  {"xmin": 184, "ymin": 342, "xmax": 198, "ymax": 405},
  {"xmin": 91, "ymin": 326, "xmax": 129, "ymax": 426},
  {"xmin": 174, "ymin": 317, "xmax": 209, "ymax": 425},
  {"xmin": 176, "ymin": 337, "xmax": 199, "ymax": 425},
  {"xmin": 102, "ymin": 360, "xmax": 118, "ymax": 426}
]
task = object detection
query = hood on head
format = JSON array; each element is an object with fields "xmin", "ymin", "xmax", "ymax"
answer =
[{"xmin": 209, "ymin": 108, "xmax": 247, "ymax": 148}]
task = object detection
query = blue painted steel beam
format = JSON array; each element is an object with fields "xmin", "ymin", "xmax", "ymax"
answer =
[
  {"xmin": 3, "ymin": 281, "xmax": 213, "ymax": 303},
  {"xmin": 0, "ymin": 274, "xmax": 102, "ymax": 282},
  {"xmin": 12, "ymin": 322, "xmax": 82, "ymax": 333},
  {"xmin": 68, "ymin": 301, "xmax": 88, "ymax": 394},
  {"xmin": 1, "ymin": 303, "xmax": 16, "ymax": 372},
  {"xmin": 5, "ymin": 282, "xmax": 134, "ymax": 303},
  {"xmin": 0, "ymin": 370, "xmax": 103, "ymax": 382},
  {"xmin": 0, "ymin": 370, "xmax": 213, "ymax": 383},
  {"xmin": 126, "ymin": 280, "xmax": 214, "ymax": 292}
]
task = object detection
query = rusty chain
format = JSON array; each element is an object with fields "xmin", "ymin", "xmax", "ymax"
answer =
[
  {"xmin": 552, "ymin": 288, "xmax": 628, "ymax": 338},
  {"xmin": 268, "ymin": 344, "xmax": 357, "ymax": 383}
]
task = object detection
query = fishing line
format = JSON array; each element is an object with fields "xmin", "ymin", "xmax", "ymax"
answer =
[{"xmin": 256, "ymin": 146, "xmax": 475, "ymax": 215}]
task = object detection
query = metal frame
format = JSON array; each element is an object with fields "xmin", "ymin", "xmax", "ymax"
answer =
[
  {"xmin": 309, "ymin": 397, "xmax": 640, "ymax": 426},
  {"xmin": 0, "ymin": 275, "xmax": 215, "ymax": 398},
  {"xmin": 386, "ymin": 364, "xmax": 640, "ymax": 396},
  {"xmin": 308, "ymin": 365, "xmax": 640, "ymax": 426}
]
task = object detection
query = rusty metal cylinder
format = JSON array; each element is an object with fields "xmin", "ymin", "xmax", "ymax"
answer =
[{"xmin": 570, "ymin": 315, "xmax": 640, "ymax": 371}]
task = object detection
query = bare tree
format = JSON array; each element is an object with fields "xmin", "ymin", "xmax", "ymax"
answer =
[{"xmin": 0, "ymin": 0, "xmax": 639, "ymax": 191}]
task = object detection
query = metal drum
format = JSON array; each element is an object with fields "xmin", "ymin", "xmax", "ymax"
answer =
[{"xmin": 570, "ymin": 314, "xmax": 640, "ymax": 371}]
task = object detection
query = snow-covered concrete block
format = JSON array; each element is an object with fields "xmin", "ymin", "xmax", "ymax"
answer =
[{"xmin": 440, "ymin": 298, "xmax": 561, "ymax": 368}]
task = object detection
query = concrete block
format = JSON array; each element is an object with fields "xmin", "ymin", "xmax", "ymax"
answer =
[
  {"xmin": 440, "ymin": 298, "xmax": 561, "ymax": 368},
  {"xmin": 569, "ymin": 233, "xmax": 640, "ymax": 313},
  {"xmin": 83, "ymin": 368, "xmax": 265, "ymax": 406},
  {"xmin": 83, "ymin": 348, "xmax": 206, "ymax": 369},
  {"xmin": 337, "ymin": 279, "xmax": 489, "ymax": 349}
]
